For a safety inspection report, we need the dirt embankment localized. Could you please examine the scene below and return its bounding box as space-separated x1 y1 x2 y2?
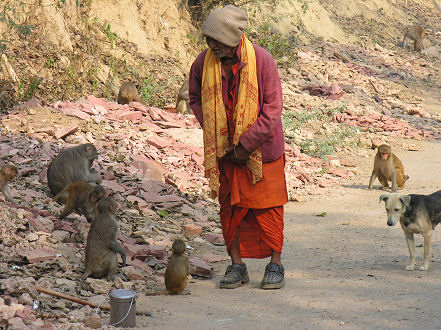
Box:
1 0 440 110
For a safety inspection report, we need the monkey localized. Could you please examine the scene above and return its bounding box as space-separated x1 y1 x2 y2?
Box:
368 144 409 192
47 143 102 202
82 197 126 281
175 79 191 115
402 24 425 52
164 238 189 294
53 182 106 222
0 164 18 203
117 82 141 105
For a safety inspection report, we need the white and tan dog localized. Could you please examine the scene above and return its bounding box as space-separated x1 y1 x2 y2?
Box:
380 190 441 271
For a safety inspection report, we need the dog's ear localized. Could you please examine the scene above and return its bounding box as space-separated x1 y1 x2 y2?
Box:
379 194 389 203
399 195 411 208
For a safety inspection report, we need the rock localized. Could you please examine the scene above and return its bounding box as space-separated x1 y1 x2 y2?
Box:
59 107 91 120
85 278 113 294
213 228 223 234
371 139 385 149
0 277 37 297
131 259 153 275
101 179 126 193
84 314 102 329
55 278 77 292
0 303 17 321
183 223 203 239
8 317 27 329
18 248 58 263
422 46 441 59
201 252 229 263
37 217 55 232
114 277 133 290
51 230 70 242
148 246 167 259
202 233 224 245
180 204 195 216
329 159 341 167
27 233 38 242
189 257 214 278
123 266 146 280
340 159 357 167
55 125 79 139
18 293 33 306
146 135 170 149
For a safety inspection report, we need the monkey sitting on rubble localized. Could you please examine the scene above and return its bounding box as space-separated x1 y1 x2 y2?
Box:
402 24 425 52
0 164 18 203
117 82 141 105
47 143 102 203
175 79 191 114
368 144 409 192
54 182 106 222
82 197 126 280
165 238 189 294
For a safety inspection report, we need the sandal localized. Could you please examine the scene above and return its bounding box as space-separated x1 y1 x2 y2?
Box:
260 263 285 289
219 263 250 289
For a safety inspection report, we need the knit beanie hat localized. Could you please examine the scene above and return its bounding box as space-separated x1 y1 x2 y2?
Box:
202 5 248 47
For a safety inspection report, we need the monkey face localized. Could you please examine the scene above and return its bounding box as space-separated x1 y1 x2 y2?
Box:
83 144 98 162
89 185 106 204
378 144 391 160
2 165 18 181
97 196 118 213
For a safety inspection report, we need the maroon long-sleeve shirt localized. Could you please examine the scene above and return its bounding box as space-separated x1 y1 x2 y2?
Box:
189 41 285 163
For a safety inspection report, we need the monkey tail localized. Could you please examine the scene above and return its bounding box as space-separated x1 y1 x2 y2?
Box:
53 184 71 202
81 269 92 280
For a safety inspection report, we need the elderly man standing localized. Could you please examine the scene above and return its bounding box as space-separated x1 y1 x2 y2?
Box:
189 5 288 290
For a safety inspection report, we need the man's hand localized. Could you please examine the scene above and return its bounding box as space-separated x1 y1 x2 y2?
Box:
223 143 250 165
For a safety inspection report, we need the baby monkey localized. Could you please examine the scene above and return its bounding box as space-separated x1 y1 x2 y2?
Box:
54 182 105 222
0 164 18 203
369 144 409 192
82 197 126 281
165 238 189 294
402 24 425 52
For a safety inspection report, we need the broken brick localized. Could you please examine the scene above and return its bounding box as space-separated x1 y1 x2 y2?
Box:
148 245 168 259
183 223 203 239
19 248 57 263
201 252 229 263
146 135 170 149
27 215 50 233
130 259 153 274
55 125 79 139
189 257 214 278
101 180 126 193
203 233 224 245
59 107 91 120
123 266 147 280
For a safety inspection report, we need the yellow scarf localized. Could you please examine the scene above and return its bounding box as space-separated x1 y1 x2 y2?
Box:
201 34 262 197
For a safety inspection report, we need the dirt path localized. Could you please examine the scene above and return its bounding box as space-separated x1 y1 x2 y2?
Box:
134 139 441 329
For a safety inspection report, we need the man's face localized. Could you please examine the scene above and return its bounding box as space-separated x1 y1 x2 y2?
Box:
206 36 236 59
